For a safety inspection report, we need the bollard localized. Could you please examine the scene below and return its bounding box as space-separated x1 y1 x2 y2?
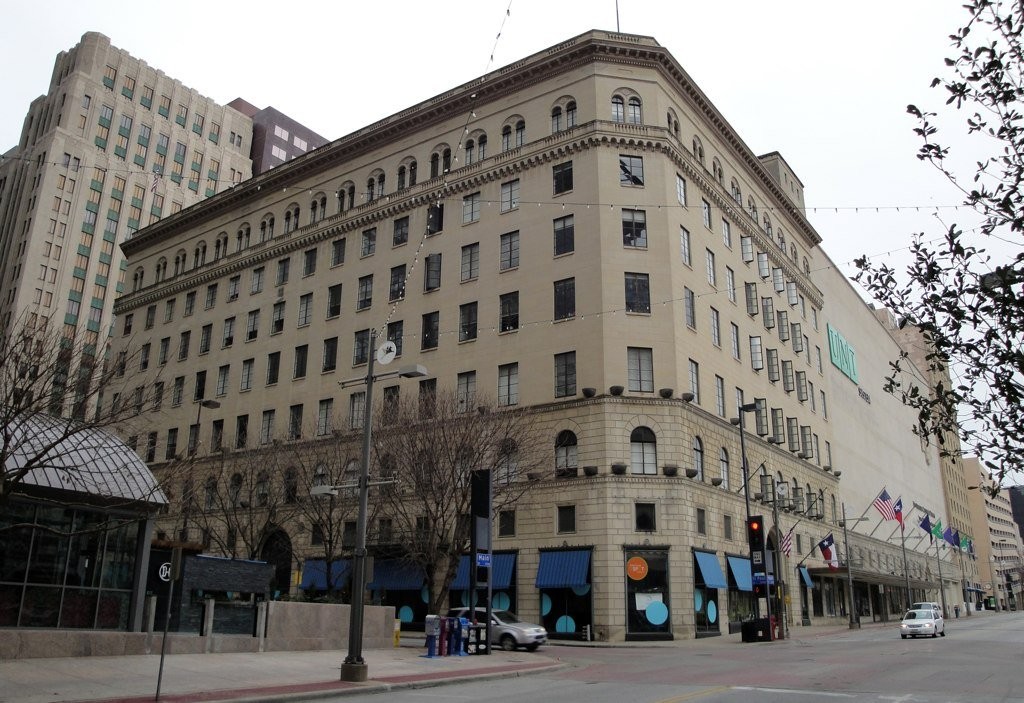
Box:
394 619 401 647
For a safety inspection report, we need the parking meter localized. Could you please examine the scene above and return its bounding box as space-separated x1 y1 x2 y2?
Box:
424 615 440 658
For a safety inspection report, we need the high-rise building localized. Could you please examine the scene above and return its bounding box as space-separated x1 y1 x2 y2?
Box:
0 32 254 416
109 30 958 640
963 458 1023 610
227 99 328 175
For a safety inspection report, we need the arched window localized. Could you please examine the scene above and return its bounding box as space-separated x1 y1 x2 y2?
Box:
496 438 519 485
501 125 512 151
611 95 625 123
712 159 724 184
731 179 742 205
719 448 730 489
630 426 657 475
551 106 562 133
627 97 642 124
790 243 798 261
763 214 772 238
229 473 242 507
430 152 440 178
366 177 375 202
777 229 786 251
747 197 758 221
255 471 269 507
803 257 810 275
283 468 298 504
313 463 327 487
566 101 577 127
692 436 705 480
397 165 406 190
265 217 274 239
204 477 217 510
514 121 525 147
465 139 475 165
442 148 452 173
476 135 487 161
310 199 318 223
555 430 578 476
284 210 292 233
259 221 266 242
346 185 355 209
692 137 705 166
156 258 167 282
408 160 417 185
377 173 385 197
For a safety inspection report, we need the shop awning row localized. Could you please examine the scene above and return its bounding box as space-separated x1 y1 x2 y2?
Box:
302 554 523 592
799 566 814 589
727 556 752 592
807 565 932 591
300 559 351 590
535 549 591 588
694 550 728 589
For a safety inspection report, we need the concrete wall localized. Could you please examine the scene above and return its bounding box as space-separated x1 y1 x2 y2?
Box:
0 601 396 660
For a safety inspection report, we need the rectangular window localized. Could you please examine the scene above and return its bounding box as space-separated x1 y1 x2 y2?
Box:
635 503 656 532
178 331 190 360
619 155 644 186
266 351 280 385
500 179 520 211
553 215 574 256
298 293 312 326
327 284 342 318
251 267 264 294
246 309 259 340
172 376 184 406
353 329 370 365
235 415 249 448
424 253 442 291
193 370 207 401
199 324 212 353
782 359 795 392
392 217 409 246
357 275 373 310
205 284 217 309
159 338 170 365
361 227 376 257
222 317 235 347
554 278 575 320
750 336 764 370
288 404 303 440
499 292 519 332
421 311 439 350
500 231 520 270
498 362 519 406
557 505 576 534
696 508 707 535
332 237 346 266
498 510 515 537
705 249 717 287
237 359 251 392
165 299 175 322
459 302 478 342
165 428 178 460
679 226 691 266
272 301 285 334
387 320 403 357
260 410 275 444
461 243 480 281
216 365 229 396
771 408 785 444
316 398 334 436
622 209 647 247
322 336 338 372
745 282 759 316
294 345 308 379
731 323 741 360
457 371 477 412
553 161 574 193
554 351 576 398
462 192 481 223
676 173 687 205
684 288 696 329
767 348 780 382
228 275 240 300
702 199 712 228
624 272 651 313
688 359 700 404
276 257 291 285
627 347 654 392
715 375 726 417
710 308 721 346
303 248 317 276
722 219 732 248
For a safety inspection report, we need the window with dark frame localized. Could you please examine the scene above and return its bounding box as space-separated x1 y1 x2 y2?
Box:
557 505 576 534
552 161 573 194
635 503 656 532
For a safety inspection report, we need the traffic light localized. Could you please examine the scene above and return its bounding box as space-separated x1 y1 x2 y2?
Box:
747 516 765 551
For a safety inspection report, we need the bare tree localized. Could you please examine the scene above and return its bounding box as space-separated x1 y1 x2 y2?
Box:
369 390 543 615
0 314 169 514
854 0 1024 486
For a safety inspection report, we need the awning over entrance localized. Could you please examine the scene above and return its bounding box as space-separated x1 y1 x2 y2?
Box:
807 565 931 591
799 566 814 589
694 551 728 589
366 559 425 591
535 549 591 588
300 559 351 590
726 555 752 591
451 553 517 589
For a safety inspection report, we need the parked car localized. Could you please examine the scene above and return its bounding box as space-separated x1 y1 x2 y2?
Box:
900 608 945 639
911 601 942 618
448 607 548 651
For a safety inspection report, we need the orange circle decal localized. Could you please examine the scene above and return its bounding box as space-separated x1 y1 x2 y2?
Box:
626 556 649 581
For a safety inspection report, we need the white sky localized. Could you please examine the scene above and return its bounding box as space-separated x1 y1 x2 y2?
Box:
0 0 980 281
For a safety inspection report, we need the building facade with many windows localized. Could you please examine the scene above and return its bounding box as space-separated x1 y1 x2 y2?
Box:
110 31 950 640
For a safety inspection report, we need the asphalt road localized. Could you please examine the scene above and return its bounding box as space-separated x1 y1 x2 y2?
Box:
326 612 1024 703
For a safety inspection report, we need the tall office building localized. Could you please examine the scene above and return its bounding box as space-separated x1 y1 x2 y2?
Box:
227 99 328 175
109 30 958 640
0 32 254 416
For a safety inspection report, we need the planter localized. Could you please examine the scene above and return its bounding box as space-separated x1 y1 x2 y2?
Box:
685 467 699 479
711 477 724 486
527 471 544 481
582 387 597 398
556 467 578 479
662 464 679 477
609 385 624 396
658 388 674 399
611 463 627 475
583 465 599 477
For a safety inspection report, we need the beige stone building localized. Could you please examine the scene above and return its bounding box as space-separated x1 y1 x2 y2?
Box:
0 31 253 415
963 457 1024 610
108 30 951 640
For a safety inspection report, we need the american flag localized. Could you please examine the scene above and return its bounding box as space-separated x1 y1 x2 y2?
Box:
151 168 161 193
781 526 795 557
873 488 897 521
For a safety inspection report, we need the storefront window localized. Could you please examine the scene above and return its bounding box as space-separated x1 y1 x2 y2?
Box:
625 549 671 639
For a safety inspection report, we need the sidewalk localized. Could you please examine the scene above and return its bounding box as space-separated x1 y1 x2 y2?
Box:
0 615 976 703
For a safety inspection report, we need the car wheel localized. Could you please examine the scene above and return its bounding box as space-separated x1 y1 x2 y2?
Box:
931 632 937 638
500 634 517 651
940 629 945 637
901 634 907 639
526 643 540 651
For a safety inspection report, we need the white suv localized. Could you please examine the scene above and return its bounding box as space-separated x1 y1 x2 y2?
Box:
448 607 548 651
911 601 942 618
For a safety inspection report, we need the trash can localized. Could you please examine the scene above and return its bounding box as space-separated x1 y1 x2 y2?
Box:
954 605 960 618
741 618 772 643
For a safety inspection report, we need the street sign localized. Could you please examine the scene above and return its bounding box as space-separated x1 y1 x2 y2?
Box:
476 553 491 567
752 573 776 586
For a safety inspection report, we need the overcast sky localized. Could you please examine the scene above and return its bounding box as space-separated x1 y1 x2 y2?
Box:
0 0 981 281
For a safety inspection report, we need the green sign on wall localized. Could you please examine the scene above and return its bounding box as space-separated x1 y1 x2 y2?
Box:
827 323 858 383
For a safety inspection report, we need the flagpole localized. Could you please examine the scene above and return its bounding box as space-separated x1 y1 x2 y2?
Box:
935 539 948 617
899 518 912 610
956 548 973 617
841 502 859 629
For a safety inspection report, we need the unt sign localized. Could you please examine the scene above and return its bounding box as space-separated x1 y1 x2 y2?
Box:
827 323 858 383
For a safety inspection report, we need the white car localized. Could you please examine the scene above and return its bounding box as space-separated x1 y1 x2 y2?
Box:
900 608 945 639
448 607 548 651
911 601 942 618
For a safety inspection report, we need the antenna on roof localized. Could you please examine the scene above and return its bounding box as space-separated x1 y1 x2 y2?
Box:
616 0 620 32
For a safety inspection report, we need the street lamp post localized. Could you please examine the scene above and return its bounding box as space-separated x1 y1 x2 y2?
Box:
194 399 221 452
838 505 870 629
730 402 759 620
336 328 427 682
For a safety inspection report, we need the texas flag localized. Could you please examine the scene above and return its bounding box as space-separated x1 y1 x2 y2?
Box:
818 533 838 571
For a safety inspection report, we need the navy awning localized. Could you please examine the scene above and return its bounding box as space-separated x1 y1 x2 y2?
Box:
367 559 424 591
727 556 752 592
300 559 351 591
535 550 591 588
452 553 517 589
694 551 728 589
799 566 814 589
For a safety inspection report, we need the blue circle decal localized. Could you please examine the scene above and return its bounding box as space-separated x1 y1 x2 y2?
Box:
572 584 591 596
646 600 669 625
707 600 718 623
493 592 510 610
398 605 414 622
541 593 552 616
694 591 704 611
556 614 576 633
421 585 430 603
460 590 468 607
